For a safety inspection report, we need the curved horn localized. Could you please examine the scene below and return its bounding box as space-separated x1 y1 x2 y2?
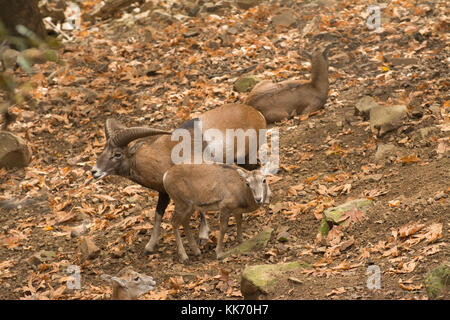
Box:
105 118 124 140
112 127 170 147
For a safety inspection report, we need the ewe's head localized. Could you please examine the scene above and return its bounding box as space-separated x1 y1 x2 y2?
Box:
237 168 271 205
303 44 332 65
91 118 170 179
102 268 156 300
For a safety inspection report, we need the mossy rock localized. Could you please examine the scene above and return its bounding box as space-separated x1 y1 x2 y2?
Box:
233 75 261 92
0 131 31 168
424 264 449 299
320 198 373 236
218 227 273 260
241 262 307 299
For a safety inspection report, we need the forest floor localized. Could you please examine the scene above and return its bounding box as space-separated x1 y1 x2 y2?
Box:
0 0 448 300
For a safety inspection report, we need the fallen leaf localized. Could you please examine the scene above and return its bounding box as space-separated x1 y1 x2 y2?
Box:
326 287 346 296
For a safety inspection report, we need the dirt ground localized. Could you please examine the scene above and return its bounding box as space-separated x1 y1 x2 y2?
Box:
0 0 448 300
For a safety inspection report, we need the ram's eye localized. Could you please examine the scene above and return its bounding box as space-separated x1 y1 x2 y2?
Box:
263 179 266 184
114 152 122 158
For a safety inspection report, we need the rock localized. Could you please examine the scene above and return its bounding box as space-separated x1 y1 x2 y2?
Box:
235 0 260 10
20 48 47 65
28 250 56 266
70 222 91 238
362 174 383 182
173 13 190 22
374 143 397 161
277 231 290 243
151 9 175 24
241 262 305 299
424 264 449 299
414 127 439 141
276 226 290 243
271 10 298 27
218 227 273 260
1 48 20 70
370 104 408 137
204 2 220 12
80 237 100 261
183 29 200 38
321 198 373 236
429 103 441 115
433 191 447 201
0 131 32 169
390 57 418 66
28 253 44 266
233 75 261 92
354 96 379 120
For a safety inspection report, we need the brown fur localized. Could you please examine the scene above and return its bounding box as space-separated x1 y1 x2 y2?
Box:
91 103 267 254
245 46 330 123
163 164 270 262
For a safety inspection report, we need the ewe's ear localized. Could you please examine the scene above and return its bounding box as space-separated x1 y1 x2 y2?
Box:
322 45 332 57
301 50 312 60
236 168 248 180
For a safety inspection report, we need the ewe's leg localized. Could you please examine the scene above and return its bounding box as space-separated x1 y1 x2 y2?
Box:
234 213 243 243
145 192 170 253
216 210 230 258
264 110 291 124
198 211 210 244
172 218 189 262
182 218 201 256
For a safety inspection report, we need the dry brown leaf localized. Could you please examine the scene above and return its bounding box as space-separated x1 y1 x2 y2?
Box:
326 287 346 296
423 223 443 243
398 222 426 238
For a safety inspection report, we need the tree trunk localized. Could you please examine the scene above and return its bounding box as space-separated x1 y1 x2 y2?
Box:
0 0 47 40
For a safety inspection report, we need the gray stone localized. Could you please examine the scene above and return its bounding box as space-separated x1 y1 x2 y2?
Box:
20 48 48 65
271 10 297 27
0 131 31 168
80 237 100 261
241 262 305 299
1 48 20 70
370 104 408 136
415 127 439 141
390 57 418 66
374 143 397 161
235 0 260 10
233 75 261 92
151 9 175 24
355 96 379 120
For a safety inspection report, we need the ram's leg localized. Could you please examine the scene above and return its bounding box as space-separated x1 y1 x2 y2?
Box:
198 211 210 245
216 209 230 259
144 192 170 253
